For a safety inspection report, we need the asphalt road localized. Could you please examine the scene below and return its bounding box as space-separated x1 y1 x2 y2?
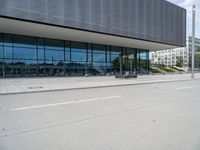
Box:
0 79 200 150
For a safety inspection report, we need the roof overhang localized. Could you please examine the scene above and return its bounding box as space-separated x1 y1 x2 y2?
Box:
0 17 179 51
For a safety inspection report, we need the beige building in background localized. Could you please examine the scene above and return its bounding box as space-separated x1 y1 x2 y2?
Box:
150 36 200 70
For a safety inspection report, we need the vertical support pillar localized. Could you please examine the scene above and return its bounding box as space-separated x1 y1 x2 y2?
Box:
191 5 195 79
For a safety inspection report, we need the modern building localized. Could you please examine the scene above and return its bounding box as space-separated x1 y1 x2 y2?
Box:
0 0 186 77
150 47 188 68
150 36 200 70
187 36 200 69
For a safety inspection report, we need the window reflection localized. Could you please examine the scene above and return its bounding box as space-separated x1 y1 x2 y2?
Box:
0 33 149 77
0 46 3 58
13 47 37 60
45 50 64 61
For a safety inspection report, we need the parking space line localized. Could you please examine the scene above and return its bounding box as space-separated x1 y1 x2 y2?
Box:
10 95 122 111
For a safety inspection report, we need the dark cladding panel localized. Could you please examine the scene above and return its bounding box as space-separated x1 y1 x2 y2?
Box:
90 0 102 31
10 0 28 10
63 0 77 27
0 0 186 47
120 0 130 36
130 0 139 38
111 0 120 30
29 0 46 14
182 9 186 45
0 0 8 9
47 0 62 24
77 0 89 28
102 0 111 33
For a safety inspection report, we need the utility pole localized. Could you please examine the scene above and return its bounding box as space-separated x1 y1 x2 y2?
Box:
191 5 196 79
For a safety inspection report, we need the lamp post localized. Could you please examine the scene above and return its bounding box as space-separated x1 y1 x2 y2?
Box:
191 5 195 79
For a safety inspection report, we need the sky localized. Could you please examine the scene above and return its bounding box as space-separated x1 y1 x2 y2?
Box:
168 0 200 38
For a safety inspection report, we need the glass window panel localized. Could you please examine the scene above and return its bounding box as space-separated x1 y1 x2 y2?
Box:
13 35 36 48
93 53 106 63
92 62 106 75
38 38 45 48
125 48 136 55
4 34 12 47
46 60 65 65
4 59 12 64
65 41 70 61
0 46 3 58
13 59 37 65
13 47 37 60
45 50 64 61
93 44 106 53
106 46 111 63
93 44 106 63
0 59 3 77
71 51 86 62
45 39 64 51
71 42 86 62
0 34 3 46
111 54 120 62
4 59 13 77
4 47 13 59
38 49 44 60
111 46 122 55
88 44 92 62
71 42 86 52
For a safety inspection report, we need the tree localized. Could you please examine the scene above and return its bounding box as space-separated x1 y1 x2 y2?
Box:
197 47 200 52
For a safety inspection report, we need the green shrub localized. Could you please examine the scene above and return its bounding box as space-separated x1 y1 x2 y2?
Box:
159 67 175 72
150 68 161 73
171 67 185 72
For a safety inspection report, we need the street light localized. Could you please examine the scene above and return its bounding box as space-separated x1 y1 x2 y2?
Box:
191 5 195 79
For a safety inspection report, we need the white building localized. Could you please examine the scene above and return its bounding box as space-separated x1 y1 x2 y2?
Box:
150 36 200 70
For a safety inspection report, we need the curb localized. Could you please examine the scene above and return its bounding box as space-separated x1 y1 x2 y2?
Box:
0 78 199 96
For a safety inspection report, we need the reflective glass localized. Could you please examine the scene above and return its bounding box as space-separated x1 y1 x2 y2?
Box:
45 39 64 51
45 50 64 61
13 47 37 60
0 46 3 58
72 51 86 62
0 34 3 46
71 42 86 62
88 44 92 62
0 33 150 77
4 47 13 59
38 38 45 48
38 49 44 60
93 44 106 53
4 59 13 77
92 62 106 75
12 59 37 77
4 34 12 47
93 44 106 63
13 35 36 48
0 59 3 77
93 53 106 63
65 41 70 61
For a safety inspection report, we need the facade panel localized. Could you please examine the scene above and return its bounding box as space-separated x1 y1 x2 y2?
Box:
0 0 186 47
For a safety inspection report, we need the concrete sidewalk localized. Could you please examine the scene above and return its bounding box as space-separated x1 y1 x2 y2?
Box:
0 73 200 95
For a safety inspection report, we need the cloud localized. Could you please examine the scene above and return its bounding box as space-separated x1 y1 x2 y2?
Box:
168 0 200 38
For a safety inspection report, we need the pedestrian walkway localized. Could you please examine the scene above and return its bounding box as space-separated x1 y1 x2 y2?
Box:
0 73 200 95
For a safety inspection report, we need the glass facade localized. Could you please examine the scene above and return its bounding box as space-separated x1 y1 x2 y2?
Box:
0 33 149 77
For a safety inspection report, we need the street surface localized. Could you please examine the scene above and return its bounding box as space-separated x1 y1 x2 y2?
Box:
0 79 200 150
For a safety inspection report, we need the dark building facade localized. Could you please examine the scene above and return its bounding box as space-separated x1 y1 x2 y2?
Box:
0 0 186 77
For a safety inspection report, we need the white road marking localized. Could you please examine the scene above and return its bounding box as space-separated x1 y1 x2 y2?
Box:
176 85 200 90
10 95 122 111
